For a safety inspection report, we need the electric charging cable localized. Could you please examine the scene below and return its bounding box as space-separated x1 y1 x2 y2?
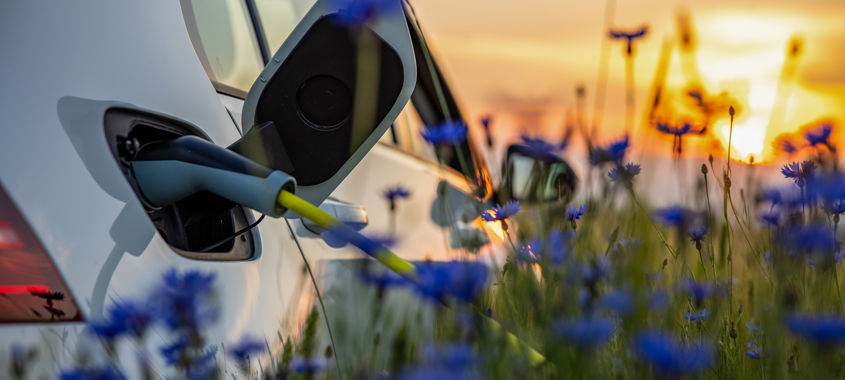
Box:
128 135 545 365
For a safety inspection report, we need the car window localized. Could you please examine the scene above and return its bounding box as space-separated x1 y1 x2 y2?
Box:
391 101 438 162
181 0 264 93
254 0 317 54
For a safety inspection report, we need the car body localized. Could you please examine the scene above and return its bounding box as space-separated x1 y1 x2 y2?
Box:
0 0 497 376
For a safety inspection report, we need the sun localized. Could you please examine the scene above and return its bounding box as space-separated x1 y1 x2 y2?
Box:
719 116 767 163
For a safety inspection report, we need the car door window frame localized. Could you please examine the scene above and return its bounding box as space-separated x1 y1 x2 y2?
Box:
181 0 265 99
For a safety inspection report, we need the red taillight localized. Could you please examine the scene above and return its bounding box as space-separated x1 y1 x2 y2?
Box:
0 183 81 322
0 221 24 249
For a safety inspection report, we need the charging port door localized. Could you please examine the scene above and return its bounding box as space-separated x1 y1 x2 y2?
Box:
104 108 256 260
239 0 417 208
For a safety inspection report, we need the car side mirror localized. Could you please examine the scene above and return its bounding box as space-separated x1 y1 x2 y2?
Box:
499 144 578 203
229 0 416 207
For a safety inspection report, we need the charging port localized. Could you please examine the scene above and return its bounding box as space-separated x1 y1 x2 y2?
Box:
104 108 255 260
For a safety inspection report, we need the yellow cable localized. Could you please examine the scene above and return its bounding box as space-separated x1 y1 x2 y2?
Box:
278 190 415 275
276 190 545 365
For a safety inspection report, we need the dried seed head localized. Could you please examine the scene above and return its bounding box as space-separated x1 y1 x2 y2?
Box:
701 164 708 175
729 106 735 117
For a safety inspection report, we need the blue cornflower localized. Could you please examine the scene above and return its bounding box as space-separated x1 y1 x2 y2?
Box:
577 289 592 311
757 187 783 206
518 230 573 265
519 135 564 160
781 160 815 187
812 172 845 213
383 185 411 202
186 360 218 380
227 336 265 363
758 211 780 228
687 90 703 103
291 357 327 374
602 290 634 316
161 338 218 379
329 0 395 26
59 366 125 380
151 269 219 331
516 239 542 263
481 200 521 222
786 313 845 346
654 206 697 228
358 267 407 289
827 201 845 215
777 223 836 255
684 309 710 322
383 185 411 212
747 322 761 334
746 340 761 360
160 335 190 366
688 225 708 243
581 256 611 286
608 162 641 182
688 225 708 250
609 26 649 56
655 121 705 137
567 204 585 223
399 344 479 380
804 123 832 147
545 229 573 265
160 339 217 378
554 317 616 349
421 121 468 146
89 301 153 341
781 139 798 154
322 225 395 256
412 261 489 303
683 279 724 306
480 115 492 131
589 134 630 166
633 330 715 377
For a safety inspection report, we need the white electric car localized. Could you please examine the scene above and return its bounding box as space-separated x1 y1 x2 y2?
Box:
0 0 498 376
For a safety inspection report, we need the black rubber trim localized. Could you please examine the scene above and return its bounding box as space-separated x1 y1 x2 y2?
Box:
244 0 271 64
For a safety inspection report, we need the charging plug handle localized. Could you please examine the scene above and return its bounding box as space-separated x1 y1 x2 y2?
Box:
130 135 296 217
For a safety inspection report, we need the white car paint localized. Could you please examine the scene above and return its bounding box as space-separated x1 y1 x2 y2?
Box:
0 0 496 378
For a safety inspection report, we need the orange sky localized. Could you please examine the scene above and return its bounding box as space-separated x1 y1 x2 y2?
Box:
411 0 845 162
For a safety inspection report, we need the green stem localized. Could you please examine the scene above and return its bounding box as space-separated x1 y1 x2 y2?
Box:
702 169 718 278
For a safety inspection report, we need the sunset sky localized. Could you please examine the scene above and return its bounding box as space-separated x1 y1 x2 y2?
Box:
411 0 845 163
